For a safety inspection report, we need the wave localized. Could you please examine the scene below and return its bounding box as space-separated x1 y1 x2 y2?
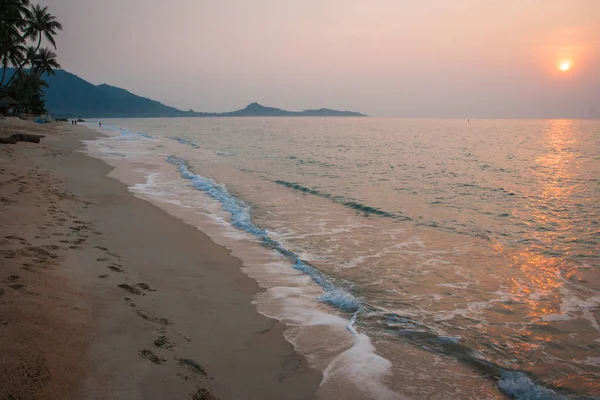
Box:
274 180 508 243
164 155 405 399
374 311 574 400
169 136 200 148
169 158 570 399
274 180 336 199
499 372 568 400
166 156 361 314
274 180 411 221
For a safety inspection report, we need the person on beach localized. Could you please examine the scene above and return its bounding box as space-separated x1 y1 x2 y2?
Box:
99 122 102 127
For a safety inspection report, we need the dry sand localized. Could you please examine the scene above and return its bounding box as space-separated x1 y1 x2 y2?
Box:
0 119 321 399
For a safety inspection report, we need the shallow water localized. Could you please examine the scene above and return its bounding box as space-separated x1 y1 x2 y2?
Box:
83 118 600 399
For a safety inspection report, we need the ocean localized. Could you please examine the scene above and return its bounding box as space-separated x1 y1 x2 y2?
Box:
83 117 600 399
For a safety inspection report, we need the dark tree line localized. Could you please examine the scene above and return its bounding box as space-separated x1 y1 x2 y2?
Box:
1 0 62 114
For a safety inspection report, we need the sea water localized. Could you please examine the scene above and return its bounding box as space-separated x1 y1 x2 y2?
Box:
83 118 600 399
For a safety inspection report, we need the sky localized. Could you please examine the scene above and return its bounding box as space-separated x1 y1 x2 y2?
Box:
38 0 600 118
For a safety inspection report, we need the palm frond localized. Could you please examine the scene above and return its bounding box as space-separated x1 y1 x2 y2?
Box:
43 30 57 48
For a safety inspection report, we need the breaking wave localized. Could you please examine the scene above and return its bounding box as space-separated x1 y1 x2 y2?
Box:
274 180 411 220
166 156 361 314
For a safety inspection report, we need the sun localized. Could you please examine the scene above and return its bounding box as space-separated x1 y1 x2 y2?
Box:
558 60 572 72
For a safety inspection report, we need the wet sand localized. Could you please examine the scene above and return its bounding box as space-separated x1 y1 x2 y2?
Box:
0 119 321 399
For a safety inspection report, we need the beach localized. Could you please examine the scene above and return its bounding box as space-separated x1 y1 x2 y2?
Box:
0 119 321 400
2 116 598 400
1 0 597 397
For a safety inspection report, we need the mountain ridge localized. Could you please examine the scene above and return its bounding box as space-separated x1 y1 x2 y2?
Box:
219 102 364 117
1 69 366 118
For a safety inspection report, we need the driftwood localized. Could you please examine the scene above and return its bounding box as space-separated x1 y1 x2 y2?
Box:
0 133 45 144
0 136 18 144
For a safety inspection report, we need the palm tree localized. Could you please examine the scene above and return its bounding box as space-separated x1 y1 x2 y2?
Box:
4 3 61 87
0 0 31 34
22 4 62 51
23 44 35 71
0 1 61 113
32 47 59 77
0 33 25 86
0 0 29 87
11 70 48 111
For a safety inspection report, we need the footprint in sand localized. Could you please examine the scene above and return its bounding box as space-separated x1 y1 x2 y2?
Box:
154 335 175 349
123 297 136 308
137 283 156 292
178 359 207 376
154 336 168 347
95 246 120 259
135 309 170 326
0 250 16 259
8 283 25 290
4 235 24 241
26 246 57 259
139 349 164 364
118 284 143 295
192 388 219 400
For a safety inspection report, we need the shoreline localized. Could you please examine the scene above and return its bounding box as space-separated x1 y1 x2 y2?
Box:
77 120 508 400
0 119 321 399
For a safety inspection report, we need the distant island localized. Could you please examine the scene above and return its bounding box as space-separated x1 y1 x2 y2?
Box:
217 102 365 118
1 69 366 118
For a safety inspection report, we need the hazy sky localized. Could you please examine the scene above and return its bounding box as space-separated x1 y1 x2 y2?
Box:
39 0 600 118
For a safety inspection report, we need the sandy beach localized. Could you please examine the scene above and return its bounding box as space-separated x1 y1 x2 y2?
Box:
0 119 321 400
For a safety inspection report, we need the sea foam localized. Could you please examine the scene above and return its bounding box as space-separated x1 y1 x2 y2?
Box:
165 155 403 397
498 372 566 400
165 155 361 314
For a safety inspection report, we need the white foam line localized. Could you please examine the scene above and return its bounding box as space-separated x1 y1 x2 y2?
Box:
322 318 407 400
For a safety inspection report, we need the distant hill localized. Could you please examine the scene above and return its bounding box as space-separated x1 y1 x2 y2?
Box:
46 71 187 118
1 68 185 118
2 68 366 118
221 102 365 117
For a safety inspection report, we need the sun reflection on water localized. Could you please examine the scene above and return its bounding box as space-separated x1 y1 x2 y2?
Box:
483 120 600 393
504 120 579 314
